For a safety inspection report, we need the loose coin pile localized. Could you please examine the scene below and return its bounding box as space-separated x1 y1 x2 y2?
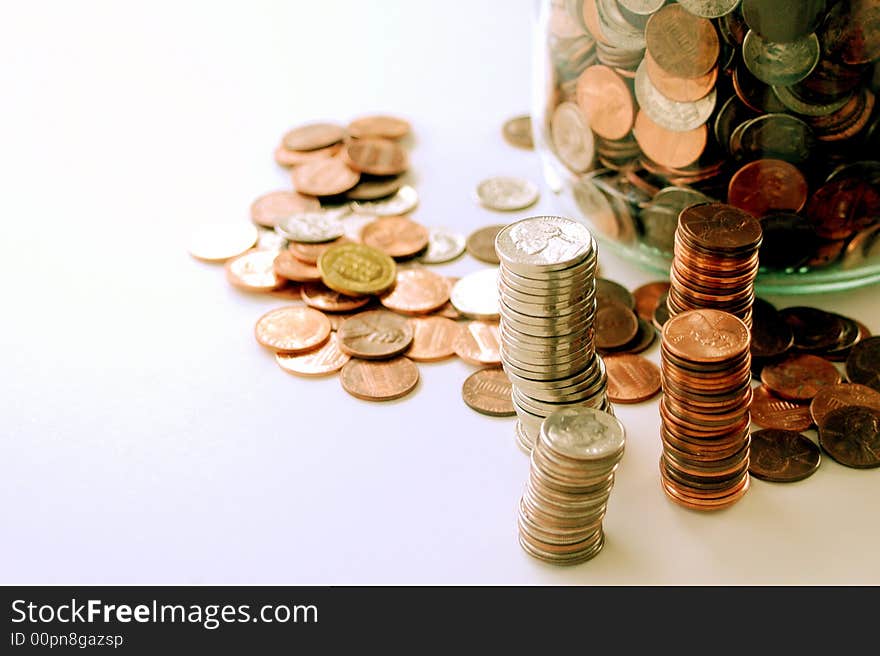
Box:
495 216 612 454
659 309 753 510
544 1 880 272
518 407 625 565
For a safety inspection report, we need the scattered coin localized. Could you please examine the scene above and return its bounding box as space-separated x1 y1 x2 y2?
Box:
818 405 880 469
576 65 635 140
347 114 411 140
343 138 408 176
596 278 635 310
291 158 360 196
337 310 414 359
360 216 429 259
275 332 350 377
226 249 286 292
276 211 345 243
465 224 506 264
379 268 450 315
749 429 821 483
188 222 258 262
453 321 502 365
595 301 639 350
600 317 656 355
250 190 321 228
550 102 595 173
288 236 351 265
345 175 405 201
406 316 461 362
449 269 501 320
274 142 342 168
273 250 322 283
810 383 880 428
727 159 808 218
318 243 396 296
282 122 346 151
419 227 466 264
751 298 795 360
300 282 371 312
256 227 288 253
779 306 846 354
632 281 670 323
761 353 842 401
254 306 331 353
462 368 515 416
845 336 880 391
502 115 533 150
350 185 418 216
750 384 813 432
476 177 539 211
340 356 420 402
605 354 661 404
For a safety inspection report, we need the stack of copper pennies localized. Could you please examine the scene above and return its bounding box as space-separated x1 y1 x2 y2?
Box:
519 408 625 565
660 308 753 510
668 202 762 328
495 216 611 455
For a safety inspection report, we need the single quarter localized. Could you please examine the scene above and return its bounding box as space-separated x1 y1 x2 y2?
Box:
379 268 450 315
226 249 286 292
462 368 515 416
188 222 258 262
419 227 466 264
254 306 331 353
476 176 539 211
275 332 350 377
360 216 429 259
405 316 461 362
466 224 506 264
748 429 821 482
337 310 414 359
340 357 420 402
604 354 662 404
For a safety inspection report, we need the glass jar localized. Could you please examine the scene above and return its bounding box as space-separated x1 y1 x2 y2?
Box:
533 0 880 293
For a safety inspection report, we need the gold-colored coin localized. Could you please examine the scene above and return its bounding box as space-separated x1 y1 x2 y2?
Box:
317 242 396 296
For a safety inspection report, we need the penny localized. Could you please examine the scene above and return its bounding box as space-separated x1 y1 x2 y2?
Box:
379 268 450 315
453 321 502 365
758 214 820 270
742 30 820 86
273 250 322 283
276 211 345 243
254 306 331 353
466 224 506 264
761 353 842 401
807 178 880 240
601 317 657 355
779 306 845 353
405 316 461 362
750 298 794 359
419 227 466 264
662 309 750 363
575 65 635 140
750 384 814 432
347 115 410 140
810 382 880 428
274 142 342 168
727 159 808 218
345 175 404 201
748 429 821 483
188 222 258 262
595 301 639 350
633 110 707 169
337 310 414 359
823 314 863 360
818 405 880 469
288 236 351 265
300 282 371 312
476 177 539 211
340 357 420 402
450 269 500 320
604 354 661 404
250 190 321 228
318 243 396 296
822 0 880 66
634 61 717 133
644 50 718 104
678 202 763 251
741 0 826 43
343 138 408 176
646 4 719 79
462 368 515 416
845 336 880 391
596 278 635 310
361 216 429 259
282 122 345 151
653 292 671 331
350 185 419 217
226 249 286 292
550 102 595 173
502 115 533 149
275 332 350 377
633 281 671 322
291 158 360 196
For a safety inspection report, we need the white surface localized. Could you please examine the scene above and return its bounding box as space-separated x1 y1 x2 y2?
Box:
2 0 879 585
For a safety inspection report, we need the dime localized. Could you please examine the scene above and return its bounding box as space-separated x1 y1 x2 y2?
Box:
604 354 661 403
748 429 821 482
275 332 350 377
419 227 466 264
449 269 501 320
276 211 345 243
761 353 842 401
818 406 880 469
750 384 813 432
273 250 322 283
595 301 639 349
742 30 820 86
343 138 408 176
727 159 808 218
405 316 461 362
360 216 429 259
250 190 321 228
633 281 670 322
340 357 420 402
845 336 880 391
318 243 396 296
254 306 331 353
345 175 404 201
810 383 880 428
634 61 717 133
291 158 360 196
633 111 707 169
476 177 539 211
300 282 371 312
502 115 534 149
282 122 345 151
575 65 635 140
274 142 342 168
288 236 351 265
645 4 719 79
350 185 418 216
466 224 506 264
462 368 515 416
550 102 596 173
188 222 258 262
347 115 411 140
453 321 502 365
337 310 414 359
226 249 286 292
379 268 450 315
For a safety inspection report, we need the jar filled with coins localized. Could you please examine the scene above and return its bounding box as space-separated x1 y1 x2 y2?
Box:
535 0 880 292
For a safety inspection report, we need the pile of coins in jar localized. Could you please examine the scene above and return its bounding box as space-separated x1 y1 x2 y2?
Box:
543 0 880 272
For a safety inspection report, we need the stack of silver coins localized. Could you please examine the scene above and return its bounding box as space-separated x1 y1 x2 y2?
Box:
518 407 625 565
494 215 611 454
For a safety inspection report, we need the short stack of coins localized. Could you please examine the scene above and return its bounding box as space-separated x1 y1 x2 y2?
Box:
659 308 753 510
519 407 625 565
494 216 611 454
668 202 762 328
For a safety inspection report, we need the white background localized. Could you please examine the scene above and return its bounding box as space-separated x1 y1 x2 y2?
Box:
2 0 879 584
